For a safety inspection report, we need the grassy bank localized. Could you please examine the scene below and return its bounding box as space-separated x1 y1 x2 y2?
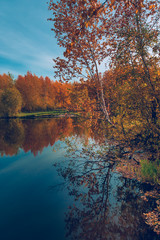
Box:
0 110 80 119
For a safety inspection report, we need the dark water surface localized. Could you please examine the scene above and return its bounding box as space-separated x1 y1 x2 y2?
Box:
0 118 158 240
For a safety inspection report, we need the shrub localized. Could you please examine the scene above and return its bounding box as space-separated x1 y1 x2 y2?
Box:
0 87 22 117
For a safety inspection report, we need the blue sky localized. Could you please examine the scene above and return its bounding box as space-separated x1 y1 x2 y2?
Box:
0 0 62 80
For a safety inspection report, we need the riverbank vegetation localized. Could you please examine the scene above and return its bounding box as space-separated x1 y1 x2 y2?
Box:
0 67 160 124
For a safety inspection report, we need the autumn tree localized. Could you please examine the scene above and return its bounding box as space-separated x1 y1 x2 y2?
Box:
16 72 56 111
15 72 72 111
15 72 44 112
0 73 13 90
0 73 22 117
0 87 22 117
48 0 113 123
69 80 97 116
103 0 160 124
48 0 160 124
100 0 160 122
53 81 71 109
42 76 56 109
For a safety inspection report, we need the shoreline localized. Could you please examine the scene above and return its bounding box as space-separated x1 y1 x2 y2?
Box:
0 111 80 120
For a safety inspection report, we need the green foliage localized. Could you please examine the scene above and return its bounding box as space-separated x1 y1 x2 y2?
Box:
141 159 160 185
0 87 22 117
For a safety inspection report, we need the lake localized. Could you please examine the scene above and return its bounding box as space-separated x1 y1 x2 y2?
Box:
0 117 158 240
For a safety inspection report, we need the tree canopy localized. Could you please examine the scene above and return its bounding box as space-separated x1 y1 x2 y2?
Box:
48 0 160 123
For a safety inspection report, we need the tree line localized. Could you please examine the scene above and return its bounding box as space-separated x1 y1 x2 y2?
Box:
0 65 159 128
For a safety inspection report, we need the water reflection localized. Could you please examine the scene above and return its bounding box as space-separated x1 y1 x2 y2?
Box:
0 117 106 157
52 138 158 240
0 119 24 156
0 117 159 239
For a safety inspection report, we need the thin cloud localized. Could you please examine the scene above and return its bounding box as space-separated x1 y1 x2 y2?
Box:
0 0 59 79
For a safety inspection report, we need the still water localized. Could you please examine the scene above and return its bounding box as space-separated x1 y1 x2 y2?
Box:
0 118 158 240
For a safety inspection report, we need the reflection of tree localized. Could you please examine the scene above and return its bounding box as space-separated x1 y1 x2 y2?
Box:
21 116 106 156
22 117 75 156
0 119 24 156
53 139 157 240
0 117 106 157
70 117 107 145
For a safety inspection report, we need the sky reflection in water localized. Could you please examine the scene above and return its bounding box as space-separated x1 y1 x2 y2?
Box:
0 118 158 240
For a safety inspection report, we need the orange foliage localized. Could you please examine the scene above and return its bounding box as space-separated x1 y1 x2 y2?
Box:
0 74 13 90
15 72 71 112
